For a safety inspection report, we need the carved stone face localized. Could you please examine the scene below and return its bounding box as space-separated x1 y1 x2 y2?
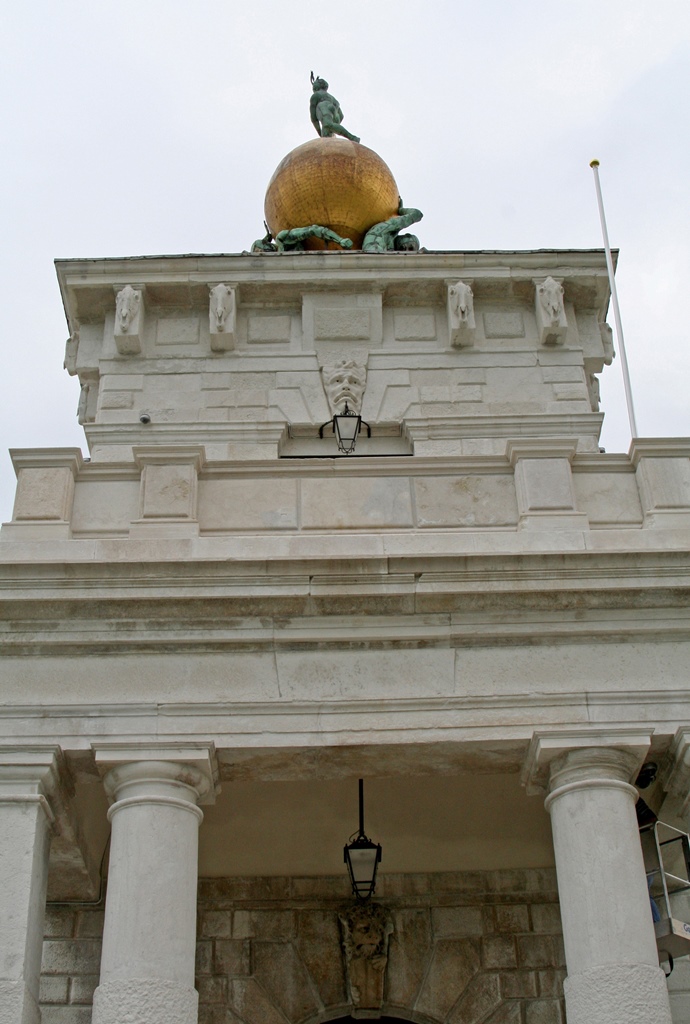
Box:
322 360 367 415
350 919 383 958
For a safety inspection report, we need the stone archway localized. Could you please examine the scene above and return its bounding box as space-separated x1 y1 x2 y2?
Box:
328 1018 413 1023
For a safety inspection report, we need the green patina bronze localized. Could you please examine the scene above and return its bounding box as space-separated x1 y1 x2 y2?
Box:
361 199 423 253
275 225 354 252
251 222 277 253
310 73 360 143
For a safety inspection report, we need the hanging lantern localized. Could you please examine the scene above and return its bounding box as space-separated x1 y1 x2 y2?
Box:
343 779 382 900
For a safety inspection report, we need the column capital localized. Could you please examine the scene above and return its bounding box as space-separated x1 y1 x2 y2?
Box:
0 744 66 826
92 743 219 807
522 729 651 796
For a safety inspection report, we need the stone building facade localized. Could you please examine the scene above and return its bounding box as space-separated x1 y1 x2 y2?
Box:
1 247 690 1024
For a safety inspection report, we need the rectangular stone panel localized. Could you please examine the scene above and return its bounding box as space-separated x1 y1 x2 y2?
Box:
140 463 197 519
414 475 518 528
572 472 642 526
99 391 133 409
314 309 371 340
275 648 455 701
541 366 584 383
638 457 690 509
156 317 200 346
198 478 298 531
14 468 75 521
247 316 292 344
515 459 575 512
552 383 586 401
71 480 140 534
483 311 525 339
394 313 436 340
300 476 413 529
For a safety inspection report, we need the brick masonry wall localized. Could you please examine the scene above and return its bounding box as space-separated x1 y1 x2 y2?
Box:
41 868 566 1024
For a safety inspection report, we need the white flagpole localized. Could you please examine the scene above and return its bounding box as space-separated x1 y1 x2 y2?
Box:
590 159 639 439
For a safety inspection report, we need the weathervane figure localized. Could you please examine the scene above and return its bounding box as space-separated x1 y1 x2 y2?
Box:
310 72 360 143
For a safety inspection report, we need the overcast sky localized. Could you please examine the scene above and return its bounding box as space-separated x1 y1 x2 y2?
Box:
1 0 688 522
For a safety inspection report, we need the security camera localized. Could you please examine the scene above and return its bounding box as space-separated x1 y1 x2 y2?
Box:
139 412 151 424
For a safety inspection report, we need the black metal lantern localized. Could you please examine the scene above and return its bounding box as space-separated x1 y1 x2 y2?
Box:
319 402 371 455
344 779 382 900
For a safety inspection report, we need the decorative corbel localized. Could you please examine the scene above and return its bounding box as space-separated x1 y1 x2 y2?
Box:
64 325 80 375
114 284 145 355
208 283 237 351
447 279 475 348
534 276 567 345
339 902 393 1015
599 320 615 364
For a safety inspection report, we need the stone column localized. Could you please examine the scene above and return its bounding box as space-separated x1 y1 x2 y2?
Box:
0 746 60 1024
92 746 217 1024
539 741 672 1024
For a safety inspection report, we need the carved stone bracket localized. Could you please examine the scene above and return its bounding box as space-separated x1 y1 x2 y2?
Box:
339 901 393 1016
534 276 567 345
208 283 237 351
114 285 145 355
447 279 476 348
76 372 99 425
64 327 80 375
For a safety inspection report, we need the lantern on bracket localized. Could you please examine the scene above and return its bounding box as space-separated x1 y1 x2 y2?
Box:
343 778 382 900
319 402 371 455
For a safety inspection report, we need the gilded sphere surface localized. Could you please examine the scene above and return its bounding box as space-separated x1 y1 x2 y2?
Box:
264 138 399 250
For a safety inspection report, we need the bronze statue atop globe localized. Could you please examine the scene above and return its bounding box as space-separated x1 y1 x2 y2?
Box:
262 74 402 251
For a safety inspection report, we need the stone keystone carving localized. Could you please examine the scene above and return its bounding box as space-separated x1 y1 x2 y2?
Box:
208 283 236 351
534 276 567 345
321 358 367 416
339 902 393 1015
447 280 476 348
114 285 144 355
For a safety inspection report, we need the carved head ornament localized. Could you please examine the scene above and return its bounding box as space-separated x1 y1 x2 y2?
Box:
321 359 367 415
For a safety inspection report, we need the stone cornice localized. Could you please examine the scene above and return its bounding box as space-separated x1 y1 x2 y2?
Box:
56 249 613 328
403 414 604 442
0 696 684 779
9 448 84 475
0 570 688 655
1 537 688 654
629 438 690 465
56 248 612 280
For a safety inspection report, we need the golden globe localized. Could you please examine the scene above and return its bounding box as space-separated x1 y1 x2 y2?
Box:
264 138 399 251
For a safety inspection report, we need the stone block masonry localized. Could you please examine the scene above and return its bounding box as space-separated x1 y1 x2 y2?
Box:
40 869 566 1024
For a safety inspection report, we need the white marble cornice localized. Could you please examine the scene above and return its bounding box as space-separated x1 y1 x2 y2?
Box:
56 249 614 326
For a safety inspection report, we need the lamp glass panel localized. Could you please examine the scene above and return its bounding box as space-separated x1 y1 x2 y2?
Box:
334 415 360 444
348 846 379 883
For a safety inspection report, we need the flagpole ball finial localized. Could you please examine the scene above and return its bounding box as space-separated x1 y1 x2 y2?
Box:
590 159 600 167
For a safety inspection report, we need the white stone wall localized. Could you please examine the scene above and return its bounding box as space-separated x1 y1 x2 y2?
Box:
3 248 689 1024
